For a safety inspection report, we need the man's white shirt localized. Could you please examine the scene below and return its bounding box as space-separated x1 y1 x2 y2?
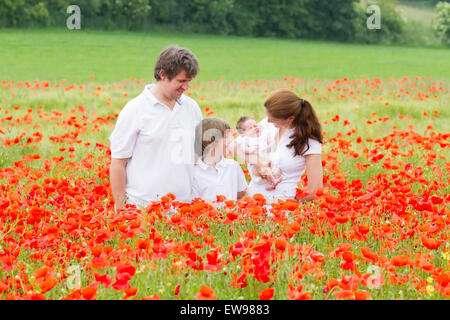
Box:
109 84 202 205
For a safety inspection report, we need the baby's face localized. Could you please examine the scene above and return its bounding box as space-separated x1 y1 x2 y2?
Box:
241 119 261 137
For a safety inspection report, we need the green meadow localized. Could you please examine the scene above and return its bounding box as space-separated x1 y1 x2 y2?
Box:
1 28 449 169
1 28 450 84
0 28 449 300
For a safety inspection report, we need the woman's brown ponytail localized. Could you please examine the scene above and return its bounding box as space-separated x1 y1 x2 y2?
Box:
288 98 323 156
264 88 323 157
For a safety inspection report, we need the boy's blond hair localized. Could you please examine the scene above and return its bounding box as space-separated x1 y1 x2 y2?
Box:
195 118 230 157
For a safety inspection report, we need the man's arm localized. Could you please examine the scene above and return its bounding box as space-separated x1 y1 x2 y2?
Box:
110 158 129 211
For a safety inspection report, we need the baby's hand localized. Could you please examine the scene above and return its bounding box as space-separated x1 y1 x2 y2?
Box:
264 172 282 191
265 171 277 185
259 166 275 183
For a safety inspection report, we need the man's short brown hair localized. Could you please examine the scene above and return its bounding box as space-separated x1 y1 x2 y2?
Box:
154 45 199 81
195 118 230 157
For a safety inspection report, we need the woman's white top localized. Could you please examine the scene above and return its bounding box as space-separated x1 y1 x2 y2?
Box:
247 118 321 201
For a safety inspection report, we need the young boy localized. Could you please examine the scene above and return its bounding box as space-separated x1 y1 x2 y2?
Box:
234 116 282 190
191 118 248 202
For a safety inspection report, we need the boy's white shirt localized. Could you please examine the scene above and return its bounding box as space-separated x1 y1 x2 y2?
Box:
190 157 248 202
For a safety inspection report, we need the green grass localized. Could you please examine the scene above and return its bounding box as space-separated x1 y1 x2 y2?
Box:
0 28 449 300
1 28 450 84
1 74 448 174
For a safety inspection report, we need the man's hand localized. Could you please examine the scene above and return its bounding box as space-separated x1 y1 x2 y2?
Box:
110 158 129 211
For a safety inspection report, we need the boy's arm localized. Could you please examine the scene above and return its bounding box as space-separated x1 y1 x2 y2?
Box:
236 161 248 201
237 191 246 201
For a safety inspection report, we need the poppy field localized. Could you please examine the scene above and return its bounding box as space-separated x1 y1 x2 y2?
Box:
0 74 448 300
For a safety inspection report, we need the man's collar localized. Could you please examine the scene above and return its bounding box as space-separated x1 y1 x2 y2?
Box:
143 84 183 107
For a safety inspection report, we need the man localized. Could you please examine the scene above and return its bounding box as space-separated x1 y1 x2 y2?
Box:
109 45 202 210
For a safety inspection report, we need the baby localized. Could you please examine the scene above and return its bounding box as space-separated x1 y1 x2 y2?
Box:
233 116 282 190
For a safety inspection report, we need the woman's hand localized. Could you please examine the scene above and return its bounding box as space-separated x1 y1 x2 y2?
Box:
253 158 272 178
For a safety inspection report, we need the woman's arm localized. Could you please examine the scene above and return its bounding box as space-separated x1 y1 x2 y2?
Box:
296 154 323 202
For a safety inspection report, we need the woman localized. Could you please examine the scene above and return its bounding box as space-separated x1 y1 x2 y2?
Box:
245 88 324 203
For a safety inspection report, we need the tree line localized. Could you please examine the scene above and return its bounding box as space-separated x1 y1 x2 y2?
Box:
0 0 448 46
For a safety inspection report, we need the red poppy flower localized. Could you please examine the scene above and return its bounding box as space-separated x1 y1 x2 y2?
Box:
123 287 138 300
420 235 443 250
259 288 274 300
93 273 112 288
275 239 287 251
391 255 409 267
174 284 181 298
287 284 311 300
195 285 216 300
81 286 97 300
333 290 353 300
354 290 371 300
